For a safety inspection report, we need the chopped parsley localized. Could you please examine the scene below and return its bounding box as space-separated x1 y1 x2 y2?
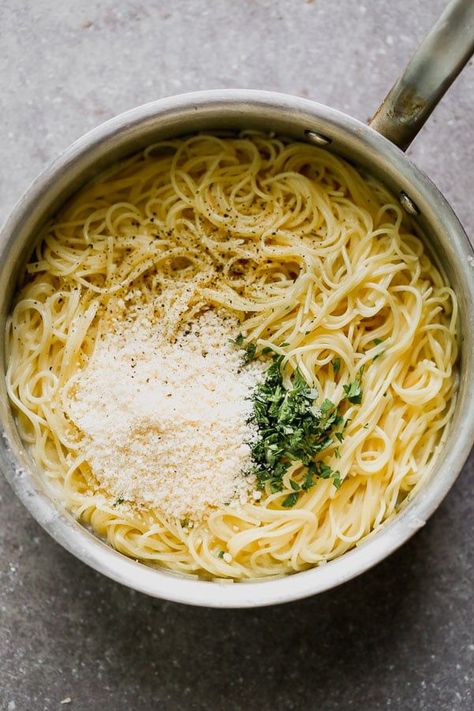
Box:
332 357 341 374
247 353 363 507
243 342 257 363
233 333 258 363
113 497 125 507
342 367 364 404
332 472 343 489
282 492 299 507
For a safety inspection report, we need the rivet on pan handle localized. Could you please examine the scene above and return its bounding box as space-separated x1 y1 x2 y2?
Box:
369 0 474 151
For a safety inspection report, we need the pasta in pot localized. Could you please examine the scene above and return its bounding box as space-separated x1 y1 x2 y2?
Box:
5 133 458 579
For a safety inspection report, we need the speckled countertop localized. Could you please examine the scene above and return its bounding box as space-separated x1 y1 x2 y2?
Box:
0 1 473 709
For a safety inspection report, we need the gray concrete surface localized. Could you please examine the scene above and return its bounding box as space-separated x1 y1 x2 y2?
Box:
0 1 472 709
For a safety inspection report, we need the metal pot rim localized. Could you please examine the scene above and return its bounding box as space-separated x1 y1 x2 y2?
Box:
1 89 473 608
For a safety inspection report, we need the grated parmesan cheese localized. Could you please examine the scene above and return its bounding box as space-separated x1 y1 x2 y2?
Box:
64 308 263 521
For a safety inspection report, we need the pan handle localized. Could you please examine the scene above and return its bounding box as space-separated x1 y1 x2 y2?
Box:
369 0 474 151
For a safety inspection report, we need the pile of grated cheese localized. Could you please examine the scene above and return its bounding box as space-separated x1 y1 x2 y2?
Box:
64 308 263 521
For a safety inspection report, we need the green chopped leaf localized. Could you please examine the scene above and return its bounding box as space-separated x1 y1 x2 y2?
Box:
332 357 341 374
217 550 225 559
113 497 125 507
332 472 343 489
321 398 335 413
302 470 315 490
247 354 362 501
243 342 257 363
343 376 363 404
282 492 299 507
318 462 334 479
233 333 259 363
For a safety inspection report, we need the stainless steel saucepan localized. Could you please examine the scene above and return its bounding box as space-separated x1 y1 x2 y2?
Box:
1 0 473 607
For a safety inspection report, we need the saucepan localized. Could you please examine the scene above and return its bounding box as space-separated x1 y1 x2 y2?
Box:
1 0 473 607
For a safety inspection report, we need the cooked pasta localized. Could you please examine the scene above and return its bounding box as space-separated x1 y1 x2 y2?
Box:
5 133 458 579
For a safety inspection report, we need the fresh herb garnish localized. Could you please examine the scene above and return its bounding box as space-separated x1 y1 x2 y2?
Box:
232 332 257 363
282 492 299 508
247 354 363 507
113 497 125 507
332 472 343 489
332 357 341 374
342 368 364 404
243 342 257 363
